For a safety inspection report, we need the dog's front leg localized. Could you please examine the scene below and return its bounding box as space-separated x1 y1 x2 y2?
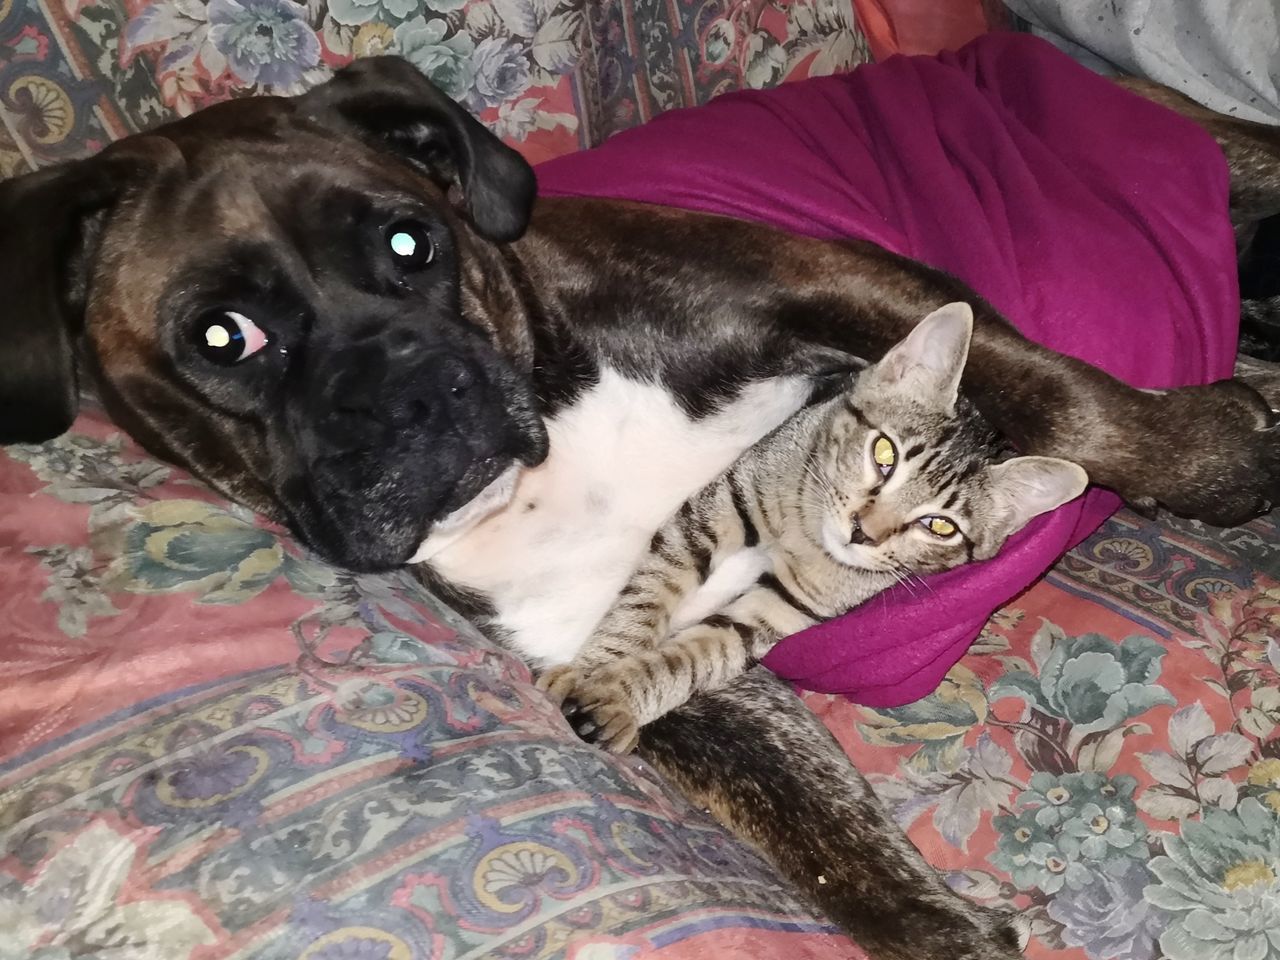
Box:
530 200 1280 528
638 667 1026 960
953 307 1280 525
756 239 1280 526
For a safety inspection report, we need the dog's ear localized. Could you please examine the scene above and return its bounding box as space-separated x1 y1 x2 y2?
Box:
0 142 176 444
300 57 536 243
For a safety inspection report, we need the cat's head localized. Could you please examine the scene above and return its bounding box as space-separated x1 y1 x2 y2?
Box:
806 302 1088 575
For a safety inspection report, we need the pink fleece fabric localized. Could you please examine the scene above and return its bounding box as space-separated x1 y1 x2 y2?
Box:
535 34 1239 706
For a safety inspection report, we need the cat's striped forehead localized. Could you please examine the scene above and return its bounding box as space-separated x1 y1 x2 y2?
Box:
811 363 1082 570
896 399 1006 487
832 393 1004 469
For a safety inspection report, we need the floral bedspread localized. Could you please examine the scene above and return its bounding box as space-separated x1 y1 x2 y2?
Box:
0 409 860 959
817 511 1280 960
4 402 1280 960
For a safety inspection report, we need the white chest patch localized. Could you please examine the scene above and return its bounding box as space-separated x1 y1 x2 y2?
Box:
415 367 810 665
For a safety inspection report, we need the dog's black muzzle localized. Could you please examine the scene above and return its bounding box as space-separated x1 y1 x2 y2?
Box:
276 322 547 572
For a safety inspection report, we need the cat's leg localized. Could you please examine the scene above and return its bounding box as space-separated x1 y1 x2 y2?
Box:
537 482 743 705
565 586 812 754
535 553 697 706
638 667 1026 960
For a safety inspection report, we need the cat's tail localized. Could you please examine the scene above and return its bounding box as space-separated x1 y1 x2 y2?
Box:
637 667 1027 960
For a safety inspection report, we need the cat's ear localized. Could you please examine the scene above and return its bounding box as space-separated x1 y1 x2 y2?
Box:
874 302 973 410
989 456 1089 535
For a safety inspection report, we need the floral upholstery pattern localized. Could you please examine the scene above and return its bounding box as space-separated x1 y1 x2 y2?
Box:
575 0 869 146
813 509 1280 960
0 0 867 173
1 0 588 168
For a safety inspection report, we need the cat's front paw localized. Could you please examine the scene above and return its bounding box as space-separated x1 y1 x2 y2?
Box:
537 665 643 754
535 664 584 708
561 680 642 756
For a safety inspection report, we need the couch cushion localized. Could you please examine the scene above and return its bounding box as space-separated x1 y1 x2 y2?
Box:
0 0 871 170
810 506 1280 960
6 404 1280 960
0 0 588 166
574 0 871 146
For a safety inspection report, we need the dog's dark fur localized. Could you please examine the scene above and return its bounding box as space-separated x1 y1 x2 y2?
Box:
4 56 1280 958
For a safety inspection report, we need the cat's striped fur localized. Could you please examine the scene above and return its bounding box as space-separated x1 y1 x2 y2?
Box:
538 303 1088 753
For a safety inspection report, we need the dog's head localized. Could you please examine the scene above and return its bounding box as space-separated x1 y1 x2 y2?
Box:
0 57 549 571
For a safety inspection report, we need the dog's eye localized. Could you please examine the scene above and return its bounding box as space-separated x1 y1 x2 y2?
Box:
386 221 435 270
196 311 268 365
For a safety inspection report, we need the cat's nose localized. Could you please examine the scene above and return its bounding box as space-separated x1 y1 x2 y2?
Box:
849 517 871 545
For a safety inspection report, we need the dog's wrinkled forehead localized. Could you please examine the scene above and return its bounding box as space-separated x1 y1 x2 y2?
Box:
90 121 452 342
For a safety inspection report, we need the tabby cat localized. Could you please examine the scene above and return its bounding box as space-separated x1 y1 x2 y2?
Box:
537 302 1089 753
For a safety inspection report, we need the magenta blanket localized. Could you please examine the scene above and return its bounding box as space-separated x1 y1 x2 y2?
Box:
535 34 1238 706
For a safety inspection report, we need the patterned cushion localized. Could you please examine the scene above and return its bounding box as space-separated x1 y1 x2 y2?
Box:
0 406 862 958
0 0 588 170
0 0 868 174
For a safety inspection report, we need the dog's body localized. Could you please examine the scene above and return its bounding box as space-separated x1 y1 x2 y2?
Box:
4 56 1280 959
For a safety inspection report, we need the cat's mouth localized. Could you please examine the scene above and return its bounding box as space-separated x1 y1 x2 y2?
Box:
821 521 890 572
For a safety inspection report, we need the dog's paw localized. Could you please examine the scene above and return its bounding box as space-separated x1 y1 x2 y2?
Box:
560 681 642 755
1132 380 1279 526
969 909 1030 960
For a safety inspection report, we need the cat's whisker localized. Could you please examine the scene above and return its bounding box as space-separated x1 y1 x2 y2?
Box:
889 567 919 598
884 559 934 600
802 463 837 504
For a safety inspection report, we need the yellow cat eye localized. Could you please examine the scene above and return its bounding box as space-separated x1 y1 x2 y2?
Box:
922 516 958 538
872 435 896 477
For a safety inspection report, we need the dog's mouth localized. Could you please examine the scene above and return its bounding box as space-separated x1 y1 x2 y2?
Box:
275 337 549 572
409 461 522 563
426 400 546 525
440 457 520 522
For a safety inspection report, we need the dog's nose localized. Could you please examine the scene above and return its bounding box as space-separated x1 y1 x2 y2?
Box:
314 345 491 452
408 353 488 430
437 353 479 401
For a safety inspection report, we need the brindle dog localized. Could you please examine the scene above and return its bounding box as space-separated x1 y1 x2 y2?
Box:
2 57 1279 959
